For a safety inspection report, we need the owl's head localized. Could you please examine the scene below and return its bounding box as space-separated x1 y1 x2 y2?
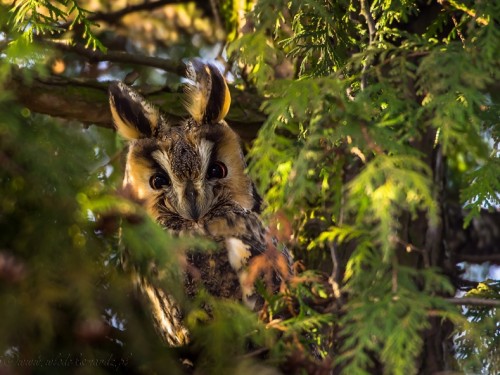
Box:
109 62 261 230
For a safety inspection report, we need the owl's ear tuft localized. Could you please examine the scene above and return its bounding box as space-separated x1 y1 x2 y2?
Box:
184 61 231 125
109 81 160 140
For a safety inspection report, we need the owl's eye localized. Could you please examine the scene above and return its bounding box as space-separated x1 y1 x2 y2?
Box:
149 173 170 189
207 161 228 179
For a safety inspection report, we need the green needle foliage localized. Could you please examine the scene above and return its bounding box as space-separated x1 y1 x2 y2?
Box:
228 0 499 373
10 0 105 50
0 102 180 373
455 280 500 374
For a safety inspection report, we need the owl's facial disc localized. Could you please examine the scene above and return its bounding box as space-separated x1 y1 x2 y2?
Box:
178 160 228 221
145 134 226 223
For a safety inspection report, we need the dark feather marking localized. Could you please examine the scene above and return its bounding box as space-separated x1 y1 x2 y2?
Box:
131 139 158 160
203 220 211 235
251 183 263 213
131 141 169 176
204 65 226 124
201 125 224 144
239 234 266 256
109 83 152 137
226 215 235 228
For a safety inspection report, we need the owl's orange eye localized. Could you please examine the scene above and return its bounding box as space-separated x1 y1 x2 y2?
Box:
149 173 170 189
207 161 227 179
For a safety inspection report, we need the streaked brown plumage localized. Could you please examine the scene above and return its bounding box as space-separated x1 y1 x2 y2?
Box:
109 61 288 346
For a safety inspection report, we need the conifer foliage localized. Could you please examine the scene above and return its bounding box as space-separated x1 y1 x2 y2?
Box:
1 1 499 374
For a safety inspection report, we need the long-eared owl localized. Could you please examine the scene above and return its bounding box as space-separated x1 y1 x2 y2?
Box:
109 61 289 346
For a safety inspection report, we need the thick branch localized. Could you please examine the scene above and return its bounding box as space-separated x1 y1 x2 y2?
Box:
446 298 500 307
6 70 110 127
5 68 265 143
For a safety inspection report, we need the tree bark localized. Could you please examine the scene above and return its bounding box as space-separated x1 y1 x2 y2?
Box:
5 68 265 143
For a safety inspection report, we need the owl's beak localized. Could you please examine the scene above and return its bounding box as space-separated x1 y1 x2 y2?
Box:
185 181 200 221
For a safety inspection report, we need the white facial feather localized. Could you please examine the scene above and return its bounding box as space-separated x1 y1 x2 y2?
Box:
198 139 214 176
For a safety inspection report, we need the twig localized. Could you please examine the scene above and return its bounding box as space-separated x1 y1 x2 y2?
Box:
89 148 125 175
360 123 384 154
328 242 341 299
36 74 109 90
328 187 345 300
359 0 376 91
391 256 398 294
61 0 192 28
360 0 376 42
209 0 223 32
394 236 433 267
238 347 269 360
446 298 500 307
451 15 466 45
437 0 489 26
47 41 186 76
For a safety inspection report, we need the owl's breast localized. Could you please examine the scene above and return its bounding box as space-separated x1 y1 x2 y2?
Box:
184 247 242 301
200 204 266 242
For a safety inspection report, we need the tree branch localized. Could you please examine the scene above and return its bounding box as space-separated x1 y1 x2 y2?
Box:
328 242 341 299
62 0 193 28
6 70 111 127
455 254 500 264
446 298 500 307
91 0 191 23
5 68 265 143
48 42 186 76
359 0 376 91
360 0 376 42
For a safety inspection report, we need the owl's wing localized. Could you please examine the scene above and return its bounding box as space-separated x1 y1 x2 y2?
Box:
202 204 291 310
134 271 190 346
127 204 291 346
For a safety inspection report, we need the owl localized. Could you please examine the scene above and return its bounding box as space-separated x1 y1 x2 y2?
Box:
109 61 290 346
